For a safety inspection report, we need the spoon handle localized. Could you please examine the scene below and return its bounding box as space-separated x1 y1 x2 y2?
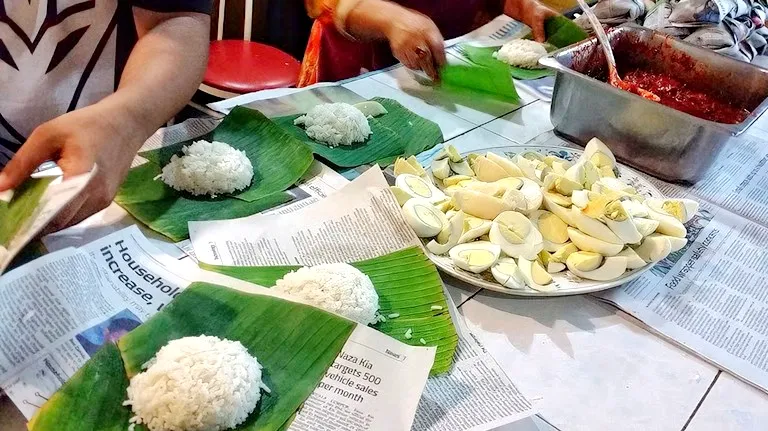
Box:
574 0 662 102
575 0 618 72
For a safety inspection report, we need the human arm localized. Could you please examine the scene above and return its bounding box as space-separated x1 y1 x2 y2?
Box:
0 8 210 230
349 0 447 80
307 0 446 80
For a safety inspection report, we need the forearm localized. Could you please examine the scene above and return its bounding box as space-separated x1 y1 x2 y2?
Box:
94 10 209 151
503 0 527 20
345 0 404 41
341 0 445 79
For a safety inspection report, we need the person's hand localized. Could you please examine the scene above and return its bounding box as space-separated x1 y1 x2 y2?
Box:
383 8 446 81
0 104 143 232
504 0 559 42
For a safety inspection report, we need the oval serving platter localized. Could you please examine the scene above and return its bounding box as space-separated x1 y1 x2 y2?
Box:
423 145 665 297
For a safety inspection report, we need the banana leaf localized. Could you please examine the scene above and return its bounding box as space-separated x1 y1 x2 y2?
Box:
116 162 293 242
458 45 553 81
29 343 131 431
454 16 588 81
441 59 520 103
273 98 443 168
544 15 589 49
30 283 356 431
115 106 313 241
200 246 459 375
0 177 54 247
140 107 313 203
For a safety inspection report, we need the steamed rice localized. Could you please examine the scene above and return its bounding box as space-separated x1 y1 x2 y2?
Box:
124 335 269 431
275 263 379 325
493 39 548 69
160 140 253 197
294 103 372 147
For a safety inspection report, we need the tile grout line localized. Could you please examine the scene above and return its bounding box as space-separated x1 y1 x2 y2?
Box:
441 97 540 146
455 288 483 308
681 371 721 431
535 413 565 431
480 100 553 143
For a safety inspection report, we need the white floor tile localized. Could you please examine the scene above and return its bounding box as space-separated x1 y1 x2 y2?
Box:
459 293 717 431
442 273 482 308
686 372 768 431
482 101 554 144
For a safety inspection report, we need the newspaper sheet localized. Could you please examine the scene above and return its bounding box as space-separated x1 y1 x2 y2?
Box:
594 131 768 394
130 117 220 167
0 171 93 274
0 226 436 430
0 226 198 418
289 326 435 431
644 132 768 227
444 15 529 48
414 295 536 431
176 161 350 259
189 166 418 266
190 166 537 431
211 85 365 117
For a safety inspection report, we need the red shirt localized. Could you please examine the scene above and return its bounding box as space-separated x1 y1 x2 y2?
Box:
299 0 499 86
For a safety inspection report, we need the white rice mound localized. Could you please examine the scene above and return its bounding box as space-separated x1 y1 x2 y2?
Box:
160 140 253 197
294 103 372 147
493 39 548 69
274 263 379 325
124 335 270 431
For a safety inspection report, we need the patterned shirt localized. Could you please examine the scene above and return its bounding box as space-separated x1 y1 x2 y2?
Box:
0 0 211 166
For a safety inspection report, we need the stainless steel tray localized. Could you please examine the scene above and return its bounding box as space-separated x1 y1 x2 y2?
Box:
539 24 768 184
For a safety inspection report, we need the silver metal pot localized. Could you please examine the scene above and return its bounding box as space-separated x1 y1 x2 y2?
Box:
539 24 768 184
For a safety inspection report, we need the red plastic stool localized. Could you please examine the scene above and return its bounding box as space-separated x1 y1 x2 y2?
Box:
202 40 301 96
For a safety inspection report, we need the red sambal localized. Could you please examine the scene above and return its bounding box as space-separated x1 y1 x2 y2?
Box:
620 69 750 124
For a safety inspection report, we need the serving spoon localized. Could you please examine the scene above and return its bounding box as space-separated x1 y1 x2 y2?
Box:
575 0 660 102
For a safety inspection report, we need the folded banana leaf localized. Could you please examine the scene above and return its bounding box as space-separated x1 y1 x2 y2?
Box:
0 177 54 247
441 59 520 102
200 246 459 375
273 98 443 168
544 15 589 50
116 162 293 242
115 106 313 241
459 44 555 81
29 283 356 431
455 16 589 81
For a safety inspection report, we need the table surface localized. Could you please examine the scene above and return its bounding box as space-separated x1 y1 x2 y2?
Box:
4 60 768 431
